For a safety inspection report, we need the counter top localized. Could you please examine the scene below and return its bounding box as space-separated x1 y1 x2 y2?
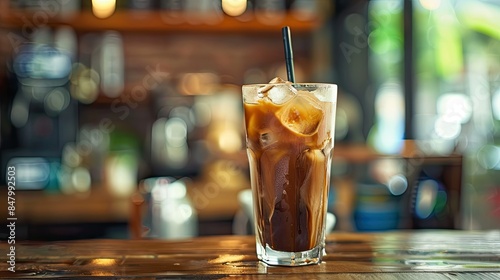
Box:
1 230 499 279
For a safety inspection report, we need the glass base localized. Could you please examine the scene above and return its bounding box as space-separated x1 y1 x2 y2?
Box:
256 242 324 266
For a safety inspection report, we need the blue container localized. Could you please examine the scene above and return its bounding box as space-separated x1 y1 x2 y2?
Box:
353 183 400 231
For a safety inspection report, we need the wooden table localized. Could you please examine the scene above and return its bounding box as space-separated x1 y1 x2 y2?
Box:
1 230 499 279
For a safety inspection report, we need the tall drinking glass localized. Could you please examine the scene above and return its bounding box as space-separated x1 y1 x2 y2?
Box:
242 82 337 266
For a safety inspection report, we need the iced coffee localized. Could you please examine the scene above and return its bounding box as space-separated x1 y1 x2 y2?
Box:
243 78 337 266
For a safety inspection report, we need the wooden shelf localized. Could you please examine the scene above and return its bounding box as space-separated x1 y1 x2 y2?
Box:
333 142 463 165
0 177 247 225
0 187 131 224
0 10 321 33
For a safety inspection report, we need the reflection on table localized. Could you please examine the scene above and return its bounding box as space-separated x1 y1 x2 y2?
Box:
0 230 499 279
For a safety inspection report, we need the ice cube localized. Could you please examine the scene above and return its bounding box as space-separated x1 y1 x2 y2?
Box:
258 77 286 94
269 76 287 85
276 92 324 135
267 84 296 104
258 77 296 104
259 130 278 148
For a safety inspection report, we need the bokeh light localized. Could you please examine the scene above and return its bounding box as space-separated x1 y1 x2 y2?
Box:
71 167 91 193
217 128 242 154
165 118 188 148
493 88 500 120
415 179 438 219
92 0 116 19
419 0 441 11
165 118 189 169
179 73 219 95
369 82 405 154
100 32 124 98
437 93 472 124
222 0 247 17
434 116 461 140
10 96 29 128
44 87 70 116
190 98 212 127
387 174 408 196
477 145 500 170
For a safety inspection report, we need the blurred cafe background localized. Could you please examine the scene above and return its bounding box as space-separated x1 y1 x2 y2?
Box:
0 0 499 240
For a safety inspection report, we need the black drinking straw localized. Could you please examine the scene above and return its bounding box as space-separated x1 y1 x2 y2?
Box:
282 26 296 83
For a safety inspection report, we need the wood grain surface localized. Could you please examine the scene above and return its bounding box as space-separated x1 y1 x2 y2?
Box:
1 230 499 279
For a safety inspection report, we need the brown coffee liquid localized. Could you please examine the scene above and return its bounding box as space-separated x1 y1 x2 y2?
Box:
244 97 333 252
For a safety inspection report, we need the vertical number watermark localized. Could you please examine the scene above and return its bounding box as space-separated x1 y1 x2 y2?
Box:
6 166 16 272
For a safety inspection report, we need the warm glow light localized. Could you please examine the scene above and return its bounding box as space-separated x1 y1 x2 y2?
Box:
222 0 247 17
217 128 242 153
179 73 219 95
92 0 116 19
91 258 118 266
419 0 441 11
209 254 245 264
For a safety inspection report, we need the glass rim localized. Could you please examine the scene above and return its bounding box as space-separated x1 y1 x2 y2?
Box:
242 83 337 88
